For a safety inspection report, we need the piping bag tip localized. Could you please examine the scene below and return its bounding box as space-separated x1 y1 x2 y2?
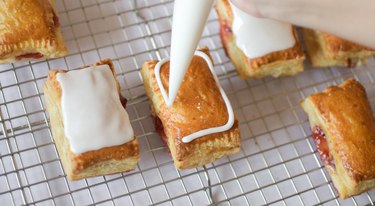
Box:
166 61 189 107
166 0 215 107
165 95 175 108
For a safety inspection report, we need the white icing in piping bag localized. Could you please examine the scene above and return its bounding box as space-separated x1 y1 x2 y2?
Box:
167 0 214 107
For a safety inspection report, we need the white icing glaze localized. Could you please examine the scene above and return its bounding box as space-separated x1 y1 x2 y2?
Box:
168 0 215 107
57 65 134 154
230 1 296 59
154 51 235 143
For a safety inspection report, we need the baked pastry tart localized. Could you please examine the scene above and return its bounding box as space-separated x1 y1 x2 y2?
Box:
141 48 241 170
44 59 139 180
216 0 305 79
301 79 375 198
0 0 67 64
303 29 375 67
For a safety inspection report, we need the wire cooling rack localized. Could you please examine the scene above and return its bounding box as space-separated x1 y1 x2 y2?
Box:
1 0 375 205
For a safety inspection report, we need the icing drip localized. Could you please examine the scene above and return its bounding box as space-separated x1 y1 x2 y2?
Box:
57 65 134 154
154 51 235 143
230 1 296 59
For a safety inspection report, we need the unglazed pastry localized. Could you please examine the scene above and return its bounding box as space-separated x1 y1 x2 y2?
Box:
0 0 67 64
301 79 375 198
44 59 139 180
303 29 375 67
141 48 241 170
216 0 305 79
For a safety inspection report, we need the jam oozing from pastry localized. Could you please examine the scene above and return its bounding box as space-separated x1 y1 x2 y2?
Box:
312 127 335 169
154 115 171 154
347 59 353 68
16 53 44 61
53 11 60 27
120 95 127 109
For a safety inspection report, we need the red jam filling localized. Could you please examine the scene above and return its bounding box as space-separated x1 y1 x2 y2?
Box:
347 58 356 68
16 53 44 61
154 116 171 154
312 127 335 169
52 10 60 27
15 12 59 61
120 95 127 109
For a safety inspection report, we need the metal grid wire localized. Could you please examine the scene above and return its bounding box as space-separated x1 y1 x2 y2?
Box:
0 0 375 205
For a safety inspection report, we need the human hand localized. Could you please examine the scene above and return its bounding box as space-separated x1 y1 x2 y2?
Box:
230 0 263 17
231 0 375 49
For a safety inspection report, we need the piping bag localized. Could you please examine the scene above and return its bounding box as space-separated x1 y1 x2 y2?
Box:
166 0 215 107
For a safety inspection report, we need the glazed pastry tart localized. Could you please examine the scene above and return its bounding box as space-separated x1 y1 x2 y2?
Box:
216 0 305 79
44 59 139 180
141 48 241 170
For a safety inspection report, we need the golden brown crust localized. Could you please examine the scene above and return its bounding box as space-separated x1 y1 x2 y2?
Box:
44 59 139 180
141 48 241 170
0 0 67 63
302 79 375 198
308 79 375 180
216 0 305 79
323 33 371 53
303 29 375 67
